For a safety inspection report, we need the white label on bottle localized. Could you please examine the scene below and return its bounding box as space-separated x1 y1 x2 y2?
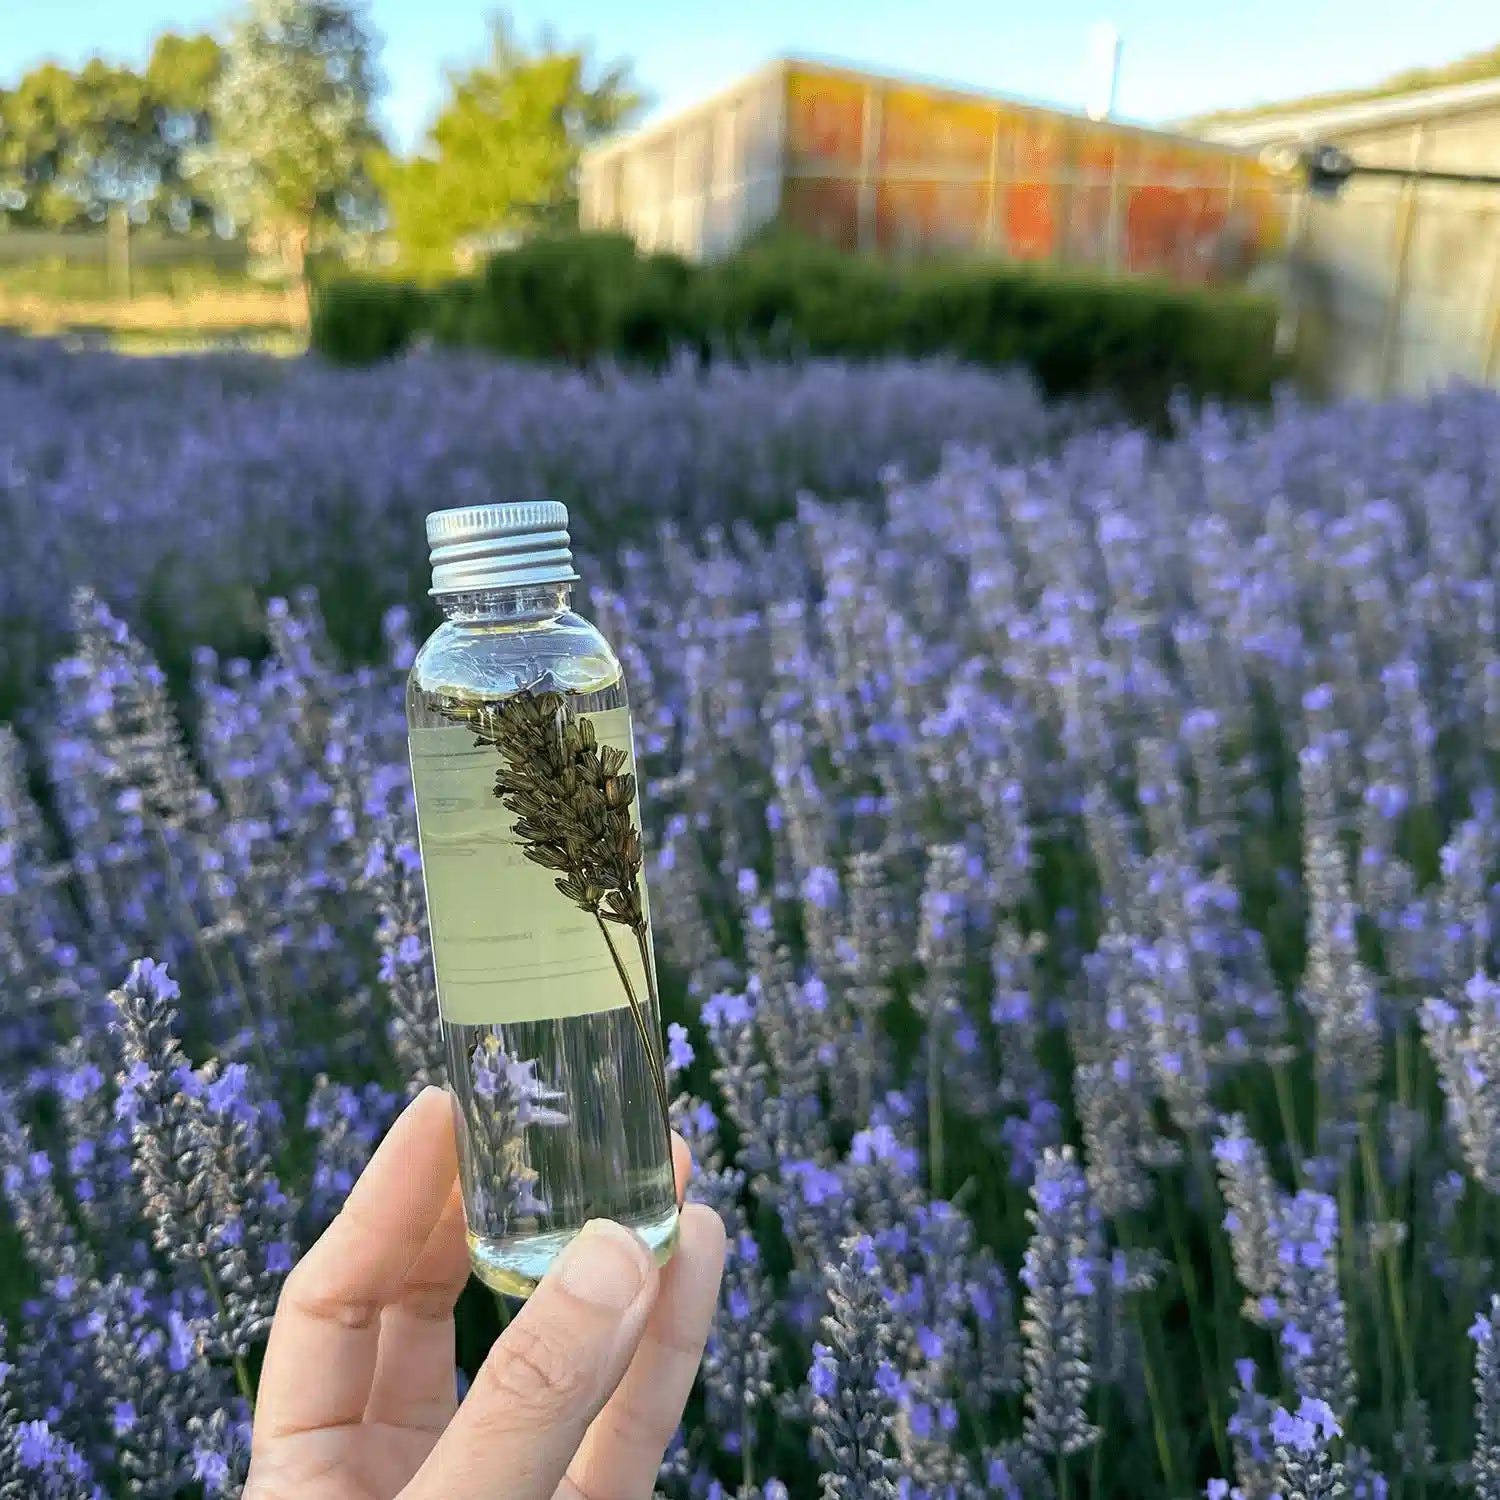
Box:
408 706 650 1026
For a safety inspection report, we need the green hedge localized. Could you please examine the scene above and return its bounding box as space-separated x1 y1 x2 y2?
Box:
310 277 430 366
309 232 1283 413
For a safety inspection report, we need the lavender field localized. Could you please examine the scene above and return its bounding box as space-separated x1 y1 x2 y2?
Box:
5 337 1500 1499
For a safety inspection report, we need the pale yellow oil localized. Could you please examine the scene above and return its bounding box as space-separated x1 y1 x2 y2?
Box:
409 664 677 1297
444 1007 680 1296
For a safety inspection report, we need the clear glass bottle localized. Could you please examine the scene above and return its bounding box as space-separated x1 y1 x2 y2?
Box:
406 502 677 1296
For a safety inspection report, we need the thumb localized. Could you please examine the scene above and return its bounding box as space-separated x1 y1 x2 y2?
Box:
407 1219 661 1500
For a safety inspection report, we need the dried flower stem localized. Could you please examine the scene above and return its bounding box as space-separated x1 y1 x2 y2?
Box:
595 911 674 1134
438 685 674 1153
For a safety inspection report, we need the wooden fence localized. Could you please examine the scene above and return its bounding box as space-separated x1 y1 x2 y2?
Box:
0 220 250 297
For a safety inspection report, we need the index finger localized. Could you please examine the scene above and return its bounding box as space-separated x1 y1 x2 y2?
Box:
565 1204 726 1500
410 1219 662 1500
254 1085 460 1442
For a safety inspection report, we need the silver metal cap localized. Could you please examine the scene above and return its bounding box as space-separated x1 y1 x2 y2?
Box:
425 502 579 596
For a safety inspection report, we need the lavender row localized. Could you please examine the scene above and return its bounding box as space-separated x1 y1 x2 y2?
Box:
0 339 1052 706
4 354 1500 1497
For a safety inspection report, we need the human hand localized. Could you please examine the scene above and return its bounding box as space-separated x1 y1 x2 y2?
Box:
246 1085 726 1500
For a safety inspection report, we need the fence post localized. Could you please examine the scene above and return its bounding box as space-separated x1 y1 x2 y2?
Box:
985 113 1002 251
672 129 686 257
857 84 882 253
1105 149 1123 272
106 204 131 300
1055 128 1079 268
1221 156 1241 280
1378 123 1426 397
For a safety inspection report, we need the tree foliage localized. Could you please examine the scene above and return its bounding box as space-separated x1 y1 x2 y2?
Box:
0 38 222 229
194 0 382 272
373 14 642 269
146 33 224 228
0 4 644 275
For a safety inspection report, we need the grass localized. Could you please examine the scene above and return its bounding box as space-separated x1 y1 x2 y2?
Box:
95 327 308 357
0 260 307 344
1 287 305 333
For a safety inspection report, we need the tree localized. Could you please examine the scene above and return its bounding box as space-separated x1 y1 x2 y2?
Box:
0 61 157 228
0 63 83 226
373 14 642 269
0 39 223 232
196 0 381 275
145 33 224 230
67 58 160 221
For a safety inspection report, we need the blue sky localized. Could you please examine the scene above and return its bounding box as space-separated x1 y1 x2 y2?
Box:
8 0 1499 149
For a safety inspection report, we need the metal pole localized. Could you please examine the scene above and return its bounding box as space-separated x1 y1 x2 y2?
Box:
1378 124 1426 398
1481 225 1500 386
1344 163 1500 188
1086 24 1122 122
1278 179 1312 359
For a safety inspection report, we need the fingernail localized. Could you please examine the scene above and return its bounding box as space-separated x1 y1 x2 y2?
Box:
552 1220 650 1311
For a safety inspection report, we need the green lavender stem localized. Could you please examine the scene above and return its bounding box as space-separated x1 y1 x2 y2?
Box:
1359 1113 1416 1410
199 1261 255 1408
928 1029 945 1197
1163 1171 1228 1471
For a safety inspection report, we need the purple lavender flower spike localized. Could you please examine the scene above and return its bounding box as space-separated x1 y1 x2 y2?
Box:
1273 1192 1356 1421
362 830 447 1089
109 957 299 1358
1423 974 1500 1193
1298 740 1382 1115
1227 1359 1278 1500
1472 1294 1500 1500
1213 1115 1284 1326
109 958 220 1265
1021 1147 1102 1459
1270 1397 1346 1500
304 1076 401 1232
808 1235 903 1500
464 1034 569 1237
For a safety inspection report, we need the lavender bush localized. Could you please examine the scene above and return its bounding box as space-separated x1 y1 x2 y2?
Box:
4 338 1500 1497
0 339 1054 711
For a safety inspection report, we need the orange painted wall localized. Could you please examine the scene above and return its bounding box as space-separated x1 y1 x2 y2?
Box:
780 64 1285 282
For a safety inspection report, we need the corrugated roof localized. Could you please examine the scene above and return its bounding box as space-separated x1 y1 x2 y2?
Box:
582 54 1263 170
1198 74 1500 147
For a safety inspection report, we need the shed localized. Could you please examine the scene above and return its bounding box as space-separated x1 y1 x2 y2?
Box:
1199 78 1500 394
581 57 1284 288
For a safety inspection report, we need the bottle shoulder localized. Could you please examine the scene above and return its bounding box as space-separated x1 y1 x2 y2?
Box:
409 609 622 701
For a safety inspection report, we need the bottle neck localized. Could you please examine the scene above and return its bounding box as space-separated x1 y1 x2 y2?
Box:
438 582 573 623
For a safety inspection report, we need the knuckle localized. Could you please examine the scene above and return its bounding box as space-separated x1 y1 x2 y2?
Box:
397 1276 462 1323
480 1320 592 1413
282 1262 379 1331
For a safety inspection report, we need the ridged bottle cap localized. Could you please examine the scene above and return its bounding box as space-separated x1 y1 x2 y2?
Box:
426 502 579 595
